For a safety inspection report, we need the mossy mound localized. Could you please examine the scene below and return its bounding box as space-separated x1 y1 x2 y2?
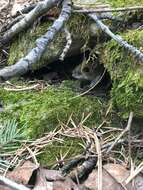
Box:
0 84 101 138
0 81 103 138
100 30 143 118
8 14 90 70
0 81 107 165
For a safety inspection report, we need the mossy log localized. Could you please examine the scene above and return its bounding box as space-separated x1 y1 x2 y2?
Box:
8 14 92 70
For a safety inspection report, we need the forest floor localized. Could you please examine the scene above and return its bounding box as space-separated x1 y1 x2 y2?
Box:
0 1 143 189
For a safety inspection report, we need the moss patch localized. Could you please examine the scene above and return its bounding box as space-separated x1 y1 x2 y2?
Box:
0 81 103 138
8 21 64 69
104 0 143 7
100 30 143 118
0 80 108 165
74 0 143 8
8 14 91 70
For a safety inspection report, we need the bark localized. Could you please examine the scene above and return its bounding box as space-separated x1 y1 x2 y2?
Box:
88 13 143 63
0 0 63 47
0 0 72 82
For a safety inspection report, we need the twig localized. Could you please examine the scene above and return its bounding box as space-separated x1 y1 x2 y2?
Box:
0 0 72 81
0 175 30 190
125 161 143 184
25 146 39 167
0 0 63 47
88 14 143 63
74 6 143 13
93 132 102 190
106 112 133 154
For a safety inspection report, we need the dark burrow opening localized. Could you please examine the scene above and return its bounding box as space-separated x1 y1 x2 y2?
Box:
23 51 112 96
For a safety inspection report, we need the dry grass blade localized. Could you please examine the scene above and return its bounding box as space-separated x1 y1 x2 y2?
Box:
106 112 133 154
71 69 106 99
25 146 39 167
4 84 41 91
125 161 143 184
93 132 102 190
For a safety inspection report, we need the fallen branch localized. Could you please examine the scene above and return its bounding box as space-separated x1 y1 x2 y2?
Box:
1 15 24 33
59 27 72 61
0 0 72 81
74 6 143 13
0 175 30 190
89 13 143 63
0 0 63 47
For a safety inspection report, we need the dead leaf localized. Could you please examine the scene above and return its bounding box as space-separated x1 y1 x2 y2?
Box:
104 164 143 190
53 177 79 190
40 168 64 181
7 160 38 185
103 164 129 183
0 185 13 190
83 164 143 190
33 168 64 190
33 169 49 190
84 167 124 190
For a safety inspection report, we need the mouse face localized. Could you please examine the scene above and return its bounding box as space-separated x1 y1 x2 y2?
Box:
72 58 104 82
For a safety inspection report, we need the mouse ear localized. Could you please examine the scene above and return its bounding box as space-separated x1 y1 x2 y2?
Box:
82 66 90 73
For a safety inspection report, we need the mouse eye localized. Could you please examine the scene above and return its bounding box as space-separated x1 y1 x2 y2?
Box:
82 67 90 73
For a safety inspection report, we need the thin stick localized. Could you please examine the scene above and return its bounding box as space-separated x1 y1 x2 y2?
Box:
89 14 143 62
74 6 143 13
125 162 143 184
106 112 133 154
93 132 102 190
0 175 30 190
25 146 39 167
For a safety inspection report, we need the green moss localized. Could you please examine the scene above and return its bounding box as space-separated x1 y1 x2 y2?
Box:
102 0 143 7
0 82 102 138
8 21 65 69
38 137 83 166
74 0 143 8
100 30 143 118
8 14 91 70
0 80 106 165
